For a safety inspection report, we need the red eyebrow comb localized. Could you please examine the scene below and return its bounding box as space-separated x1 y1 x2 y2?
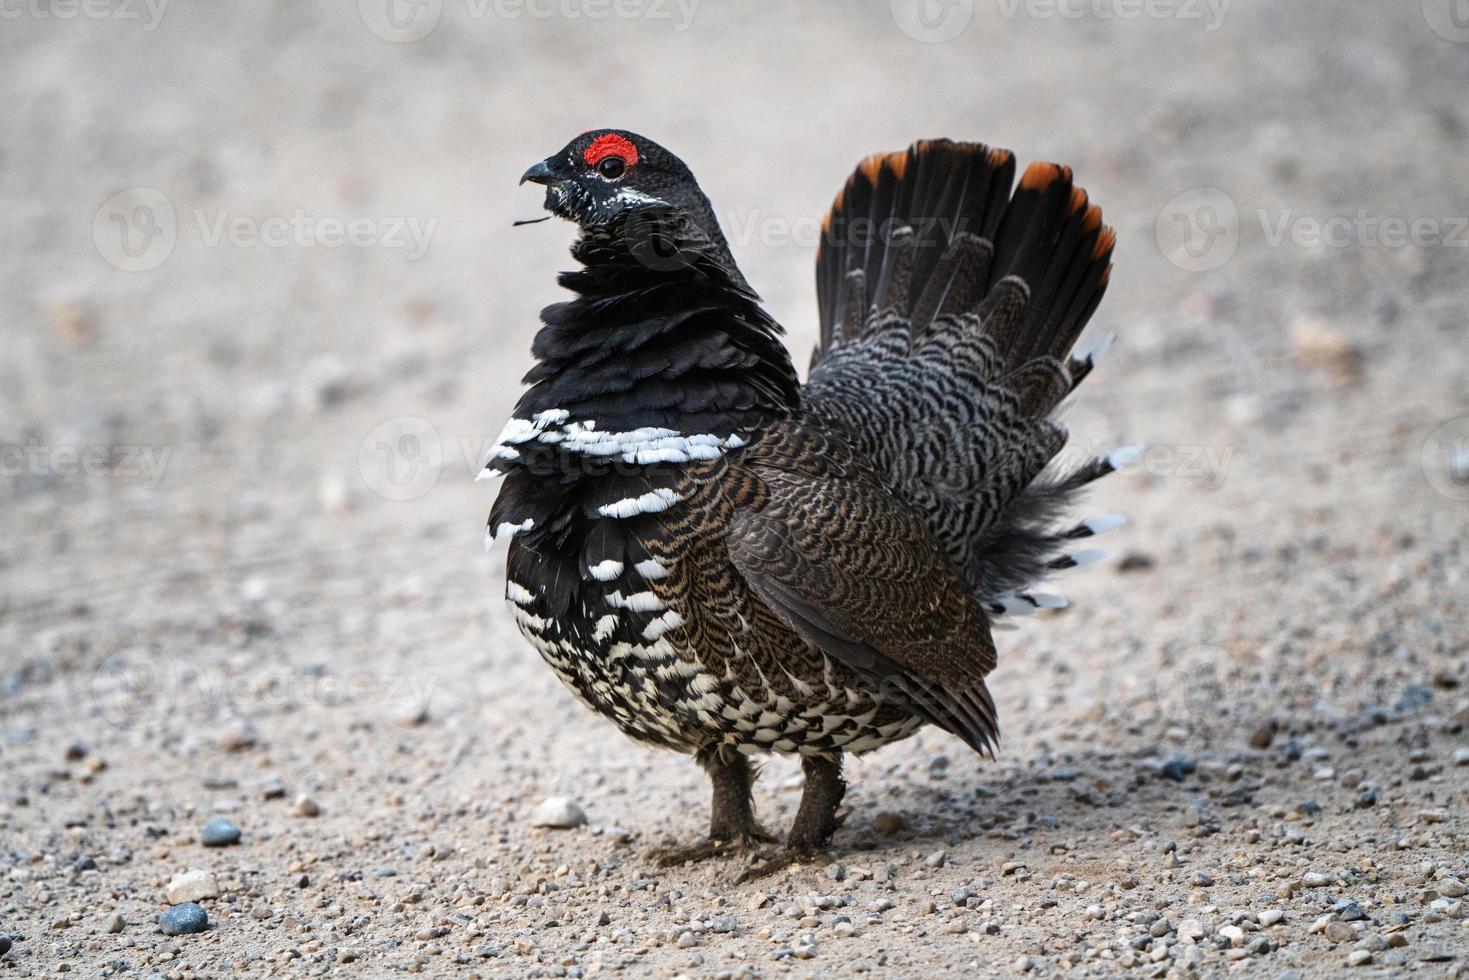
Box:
583 133 638 167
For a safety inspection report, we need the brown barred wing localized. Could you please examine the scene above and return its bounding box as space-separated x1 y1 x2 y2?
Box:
725 429 1000 757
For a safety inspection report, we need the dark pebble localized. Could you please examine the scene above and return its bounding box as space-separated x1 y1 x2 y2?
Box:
159 903 208 935
1248 722 1276 749
74 856 98 871
1117 552 1157 572
1160 758 1197 783
201 817 242 847
1334 900 1369 922
0 935 10 956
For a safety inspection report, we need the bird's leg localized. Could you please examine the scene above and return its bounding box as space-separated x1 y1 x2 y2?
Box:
653 746 774 866
736 753 845 882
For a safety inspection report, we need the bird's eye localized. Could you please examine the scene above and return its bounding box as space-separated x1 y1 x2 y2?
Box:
597 156 626 180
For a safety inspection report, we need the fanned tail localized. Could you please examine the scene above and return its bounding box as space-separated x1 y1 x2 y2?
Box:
805 139 1133 617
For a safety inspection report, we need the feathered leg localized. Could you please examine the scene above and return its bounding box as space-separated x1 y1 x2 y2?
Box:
653 746 774 866
737 753 846 881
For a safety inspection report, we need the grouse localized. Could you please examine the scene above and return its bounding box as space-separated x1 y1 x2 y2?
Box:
484 130 1131 875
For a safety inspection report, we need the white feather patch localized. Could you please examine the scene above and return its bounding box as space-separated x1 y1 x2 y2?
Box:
634 558 669 580
1068 548 1108 568
1107 444 1144 470
1078 329 1116 363
597 487 682 519
607 590 666 613
642 610 685 641
1084 514 1127 535
587 559 625 582
485 518 535 550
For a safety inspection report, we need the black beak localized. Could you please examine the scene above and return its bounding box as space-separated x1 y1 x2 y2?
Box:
519 159 558 186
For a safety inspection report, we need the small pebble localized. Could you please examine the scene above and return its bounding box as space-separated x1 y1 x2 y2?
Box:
0 935 10 956
165 869 219 904
873 811 904 834
532 796 587 828
1453 747 1469 767
106 914 125 934
1346 949 1372 967
1160 757 1196 782
200 817 241 847
260 777 287 800
159 903 208 936
294 795 321 817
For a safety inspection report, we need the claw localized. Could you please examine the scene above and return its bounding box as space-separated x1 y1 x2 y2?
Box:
733 847 826 884
650 830 778 868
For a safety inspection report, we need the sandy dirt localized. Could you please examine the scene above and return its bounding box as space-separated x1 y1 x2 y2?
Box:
3 1 1468 976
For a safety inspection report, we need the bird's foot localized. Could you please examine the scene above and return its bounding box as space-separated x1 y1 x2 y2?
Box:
651 829 777 868
733 845 827 884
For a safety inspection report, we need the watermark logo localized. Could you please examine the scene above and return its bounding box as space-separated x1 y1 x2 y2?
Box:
1156 187 1239 272
359 416 443 501
1423 417 1469 501
93 187 176 272
194 209 436 260
359 0 442 42
361 0 698 42
1422 0 1469 42
1160 187 1469 272
1260 210 1469 251
0 0 169 30
1 440 171 487
890 0 974 42
995 0 1230 31
93 188 437 270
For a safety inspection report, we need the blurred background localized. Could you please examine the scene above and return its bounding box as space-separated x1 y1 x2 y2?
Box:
2 1 1467 973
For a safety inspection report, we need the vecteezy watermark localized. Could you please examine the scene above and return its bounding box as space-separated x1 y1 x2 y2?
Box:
1156 188 1240 273
93 188 437 270
0 0 168 30
1 440 171 488
891 0 1228 42
995 0 1230 31
93 187 177 272
1258 210 1469 251
358 0 698 43
1158 188 1469 272
1057 440 1236 488
359 417 444 501
1422 417 1469 501
82 648 437 729
194 209 436 260
890 0 975 42
1422 0 1469 42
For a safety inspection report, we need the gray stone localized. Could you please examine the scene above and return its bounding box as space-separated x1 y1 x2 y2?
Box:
159 903 208 936
531 796 587 828
200 817 241 847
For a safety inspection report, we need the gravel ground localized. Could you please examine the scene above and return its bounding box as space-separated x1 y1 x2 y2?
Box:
3 2 1468 976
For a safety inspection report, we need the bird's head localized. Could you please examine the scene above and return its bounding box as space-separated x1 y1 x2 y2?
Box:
520 129 721 237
